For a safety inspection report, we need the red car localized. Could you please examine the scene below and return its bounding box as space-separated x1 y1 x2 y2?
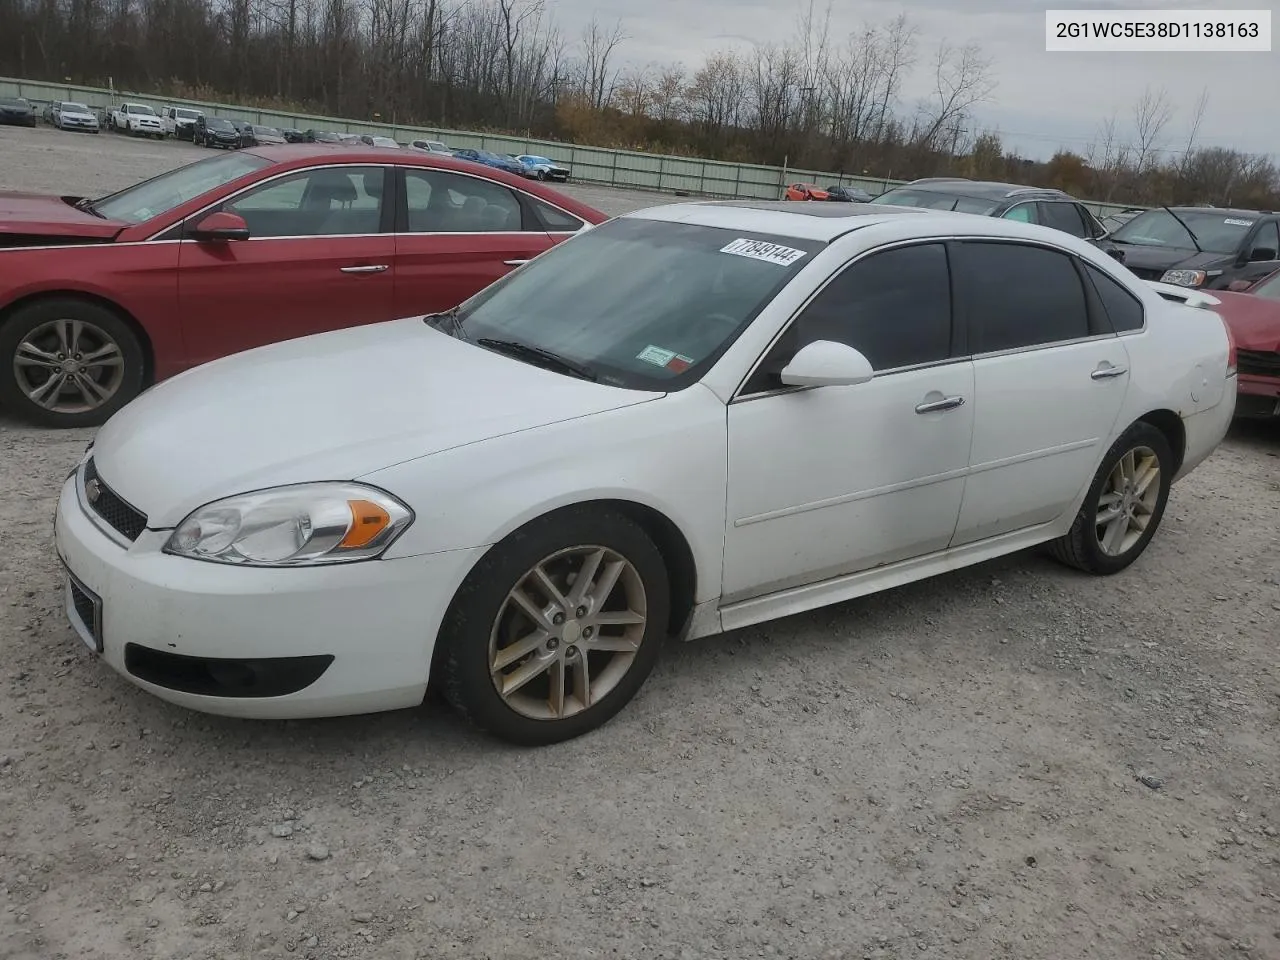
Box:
783 182 829 202
1214 268 1280 419
0 145 607 427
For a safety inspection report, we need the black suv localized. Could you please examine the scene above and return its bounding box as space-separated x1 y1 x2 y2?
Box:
1097 206 1280 290
193 116 243 149
874 178 1109 242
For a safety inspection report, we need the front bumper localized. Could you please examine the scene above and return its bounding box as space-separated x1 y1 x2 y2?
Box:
53 472 484 719
1235 374 1280 419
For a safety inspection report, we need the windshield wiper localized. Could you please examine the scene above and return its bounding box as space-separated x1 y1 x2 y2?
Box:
72 196 106 219
476 337 598 382
423 305 469 342
1162 206 1203 253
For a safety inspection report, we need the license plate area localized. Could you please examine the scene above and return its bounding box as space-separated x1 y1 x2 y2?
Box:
64 566 104 654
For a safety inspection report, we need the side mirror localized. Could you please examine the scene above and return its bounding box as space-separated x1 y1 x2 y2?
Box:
779 340 875 388
1106 247 1126 263
1248 247 1277 263
191 211 250 242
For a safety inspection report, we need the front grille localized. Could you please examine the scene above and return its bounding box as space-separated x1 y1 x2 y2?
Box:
83 458 148 541
1238 349 1280 378
68 575 103 651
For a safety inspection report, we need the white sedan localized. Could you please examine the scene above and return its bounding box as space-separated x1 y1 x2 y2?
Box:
53 202 1237 745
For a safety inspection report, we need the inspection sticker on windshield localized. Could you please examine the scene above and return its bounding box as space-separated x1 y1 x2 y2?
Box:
636 345 694 371
720 238 808 266
1223 218 1254 226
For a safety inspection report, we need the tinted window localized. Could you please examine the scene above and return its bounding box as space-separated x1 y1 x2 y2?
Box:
954 242 1089 352
403 169 523 232
789 243 953 371
1084 264 1144 332
1253 271 1280 301
1251 221 1279 258
225 167 385 237
532 199 584 232
1039 202 1089 238
1111 209 1256 255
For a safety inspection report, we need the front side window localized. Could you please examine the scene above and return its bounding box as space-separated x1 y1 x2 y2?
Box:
91 151 272 224
953 241 1091 352
452 218 821 391
1250 221 1280 259
403 169 523 232
1253 270 1280 301
223 167 385 237
780 243 954 377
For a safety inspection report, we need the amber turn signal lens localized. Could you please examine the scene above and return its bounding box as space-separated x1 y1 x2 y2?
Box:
339 499 392 548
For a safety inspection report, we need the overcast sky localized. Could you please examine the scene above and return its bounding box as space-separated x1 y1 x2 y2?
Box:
545 0 1279 163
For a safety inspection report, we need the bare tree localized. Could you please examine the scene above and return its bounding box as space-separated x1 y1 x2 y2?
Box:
911 40 995 152
1131 85 1172 174
577 14 625 110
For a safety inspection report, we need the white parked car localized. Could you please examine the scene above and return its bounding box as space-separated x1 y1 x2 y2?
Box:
110 102 164 138
409 139 453 155
162 105 205 140
53 203 1236 745
51 101 100 133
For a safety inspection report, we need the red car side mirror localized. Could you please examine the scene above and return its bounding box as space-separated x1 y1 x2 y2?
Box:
191 211 250 242
1226 279 1253 292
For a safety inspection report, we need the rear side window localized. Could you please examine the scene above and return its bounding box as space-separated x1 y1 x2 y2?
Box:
953 241 1090 352
1084 263 1145 332
1001 203 1038 224
532 199 584 232
1039 201 1089 238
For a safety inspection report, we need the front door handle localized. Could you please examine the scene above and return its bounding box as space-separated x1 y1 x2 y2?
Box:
915 396 965 414
339 264 389 274
503 259 530 266
1091 364 1129 380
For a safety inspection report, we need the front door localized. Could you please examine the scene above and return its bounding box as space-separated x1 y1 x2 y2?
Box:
948 239 1131 545
391 166 557 318
177 165 395 366
722 242 975 602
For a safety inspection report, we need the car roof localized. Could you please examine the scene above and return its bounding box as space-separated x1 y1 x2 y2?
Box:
1166 205 1272 217
622 200 950 242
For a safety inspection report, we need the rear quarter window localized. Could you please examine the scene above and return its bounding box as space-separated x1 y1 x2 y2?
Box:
1084 264 1146 332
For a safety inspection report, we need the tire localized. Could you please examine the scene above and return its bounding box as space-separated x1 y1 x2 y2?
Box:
437 505 671 746
0 298 146 428
536 169 547 181
1048 421 1173 575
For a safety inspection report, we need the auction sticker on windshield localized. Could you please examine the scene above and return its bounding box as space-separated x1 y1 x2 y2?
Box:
720 238 808 266
1223 218 1254 226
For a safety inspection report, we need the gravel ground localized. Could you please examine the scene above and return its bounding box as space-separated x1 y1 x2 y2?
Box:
2 124 1280 960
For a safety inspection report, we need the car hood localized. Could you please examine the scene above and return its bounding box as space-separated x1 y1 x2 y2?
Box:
1212 291 1280 352
61 111 96 121
92 317 661 527
1107 244 1225 272
0 192 126 240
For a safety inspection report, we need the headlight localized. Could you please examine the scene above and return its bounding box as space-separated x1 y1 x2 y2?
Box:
164 482 412 567
1161 269 1206 287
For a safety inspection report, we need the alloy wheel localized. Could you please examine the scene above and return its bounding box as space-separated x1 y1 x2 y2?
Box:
488 545 648 720
13 318 126 414
1094 445 1161 556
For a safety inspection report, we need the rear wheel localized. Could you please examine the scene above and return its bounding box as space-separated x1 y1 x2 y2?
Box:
437 506 670 746
0 298 146 428
1048 422 1173 575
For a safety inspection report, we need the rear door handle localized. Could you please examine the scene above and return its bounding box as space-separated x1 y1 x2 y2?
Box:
503 259 530 266
339 264 389 274
915 396 965 414
1091 364 1128 380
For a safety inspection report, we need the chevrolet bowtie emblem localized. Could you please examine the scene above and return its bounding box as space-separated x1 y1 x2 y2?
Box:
85 479 101 503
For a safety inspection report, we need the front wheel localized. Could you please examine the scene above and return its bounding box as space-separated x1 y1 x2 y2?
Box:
437 506 670 746
0 299 146 428
1048 422 1173 575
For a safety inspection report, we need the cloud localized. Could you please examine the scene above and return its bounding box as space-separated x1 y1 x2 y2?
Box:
544 0 1279 161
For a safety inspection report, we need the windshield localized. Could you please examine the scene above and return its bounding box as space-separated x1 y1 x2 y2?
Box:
176 108 200 119
1253 271 1280 301
92 151 272 224
524 156 550 164
63 102 90 113
874 188 1001 215
1 98 28 107
129 105 156 116
208 118 237 131
453 218 821 390
254 126 281 136
1111 209 1255 254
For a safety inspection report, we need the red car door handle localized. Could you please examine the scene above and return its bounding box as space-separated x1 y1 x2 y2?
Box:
503 259 530 266
339 264 389 274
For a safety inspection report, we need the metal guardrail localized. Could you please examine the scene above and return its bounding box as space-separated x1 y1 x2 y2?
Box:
1 75 1146 218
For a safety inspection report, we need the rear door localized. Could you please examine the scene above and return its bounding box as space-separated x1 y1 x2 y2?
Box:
390 166 561 318
176 165 395 366
949 240 1131 546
